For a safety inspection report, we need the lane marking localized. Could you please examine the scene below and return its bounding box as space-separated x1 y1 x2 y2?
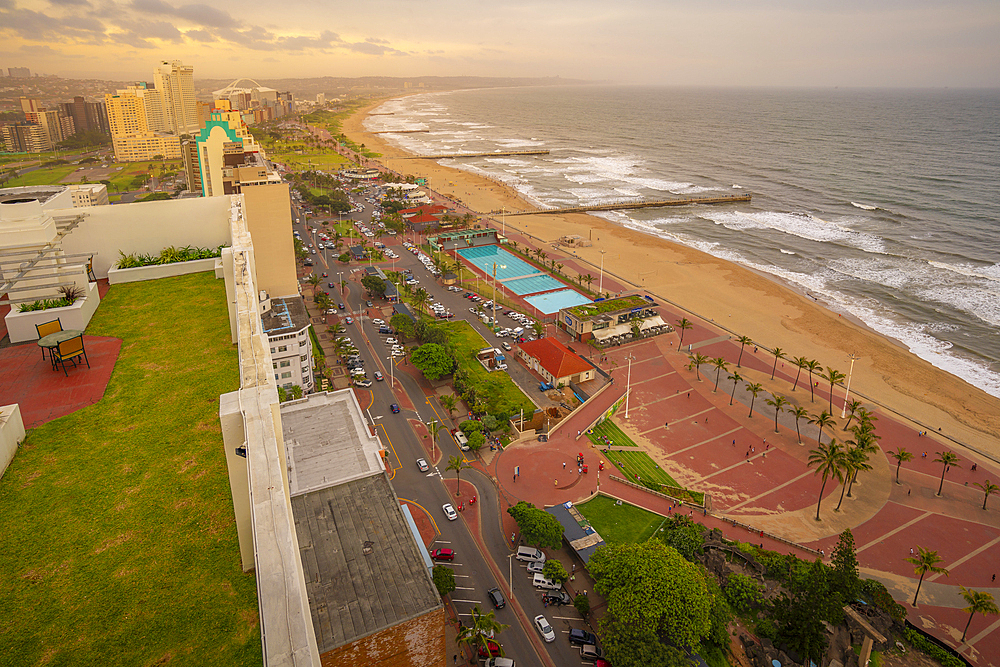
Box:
398 496 440 537
380 424 402 478
928 534 1000 582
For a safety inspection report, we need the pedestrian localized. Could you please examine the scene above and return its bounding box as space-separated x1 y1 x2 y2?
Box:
908 489 911 496
578 467 582 475
454 655 457 665
572 563 576 573
563 462 566 469
571 574 575 582
514 475 517 482
554 479 558 486
687 392 691 399
733 439 736 446
910 548 914 555
993 574 996 582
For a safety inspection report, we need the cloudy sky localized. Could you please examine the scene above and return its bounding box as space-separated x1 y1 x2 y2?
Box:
1 0 998 86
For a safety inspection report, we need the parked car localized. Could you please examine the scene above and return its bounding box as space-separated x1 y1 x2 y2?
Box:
477 640 501 659
484 658 515 667
345 316 353 324
534 615 556 643
442 503 458 521
532 573 561 590
374 371 384 381
487 587 506 609
527 561 545 575
501 342 512 351
580 644 605 662
569 629 598 646
430 548 455 561
542 591 573 606
416 458 428 472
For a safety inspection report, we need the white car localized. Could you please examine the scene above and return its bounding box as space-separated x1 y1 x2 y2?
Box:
416 458 429 472
372 319 385 326
443 504 458 521
534 615 556 643
385 338 398 345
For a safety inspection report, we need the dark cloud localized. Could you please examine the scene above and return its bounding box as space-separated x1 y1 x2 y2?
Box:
49 0 91 6
347 41 405 56
184 28 215 42
0 5 106 41
131 0 239 29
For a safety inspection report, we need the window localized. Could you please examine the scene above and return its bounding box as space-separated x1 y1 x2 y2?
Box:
270 347 276 353
272 362 277 370
300 355 307 362
280 360 290 368
281 372 292 379
278 345 287 352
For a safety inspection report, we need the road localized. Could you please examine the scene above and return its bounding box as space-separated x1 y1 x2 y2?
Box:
291 189 594 667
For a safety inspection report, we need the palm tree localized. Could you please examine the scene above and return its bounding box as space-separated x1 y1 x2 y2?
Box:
934 450 961 496
843 399 863 429
676 318 692 348
770 347 785 380
727 371 742 406
457 605 511 658
959 587 999 642
736 335 753 367
306 273 321 291
791 356 810 391
842 445 872 501
427 420 444 457
974 480 999 510
412 287 429 314
440 394 458 419
583 274 594 289
745 382 763 418
805 360 821 402
688 353 709 381
820 366 846 413
446 455 469 496
889 446 913 485
809 410 837 444
765 394 789 433
791 405 809 444
710 357 729 392
905 546 949 606
808 439 846 521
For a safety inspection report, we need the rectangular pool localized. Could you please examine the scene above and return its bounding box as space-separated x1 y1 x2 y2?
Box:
457 245 567 296
525 289 593 315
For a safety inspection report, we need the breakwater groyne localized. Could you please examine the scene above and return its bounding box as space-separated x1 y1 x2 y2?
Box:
491 194 752 216
401 150 551 159
372 129 429 134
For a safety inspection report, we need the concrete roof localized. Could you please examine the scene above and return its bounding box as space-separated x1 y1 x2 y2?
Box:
281 390 384 495
261 296 310 337
291 471 442 653
546 502 606 564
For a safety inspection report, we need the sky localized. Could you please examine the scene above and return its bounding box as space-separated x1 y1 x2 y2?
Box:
1 0 998 87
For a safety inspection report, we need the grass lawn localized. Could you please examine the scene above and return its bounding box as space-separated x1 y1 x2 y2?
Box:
575 495 664 544
0 272 261 666
3 164 80 187
273 151 349 170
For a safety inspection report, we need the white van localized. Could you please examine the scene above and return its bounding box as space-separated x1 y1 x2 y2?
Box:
485 659 515 667
453 430 470 451
516 546 545 563
532 573 561 590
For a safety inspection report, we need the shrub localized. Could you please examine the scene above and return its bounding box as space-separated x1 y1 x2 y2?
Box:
903 627 965 667
861 579 907 622
574 594 590 618
459 420 482 435
725 573 763 613
432 565 456 597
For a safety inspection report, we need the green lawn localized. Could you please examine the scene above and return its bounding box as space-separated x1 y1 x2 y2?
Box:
575 495 664 544
3 164 80 187
0 272 261 666
272 151 349 170
588 421 680 487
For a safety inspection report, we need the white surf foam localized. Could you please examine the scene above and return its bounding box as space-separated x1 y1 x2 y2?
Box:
928 261 1000 283
700 210 887 254
851 201 878 211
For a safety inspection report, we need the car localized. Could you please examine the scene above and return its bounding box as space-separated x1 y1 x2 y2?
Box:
430 547 455 561
484 659 515 667
580 645 605 662
321 272 328 277
372 319 385 325
477 640 501 659
328 282 336 288
374 371 384 381
345 316 353 324
487 587 506 609
442 503 457 521
416 458 429 472
527 561 545 575
390 403 400 413
569 629 598 646
338 303 345 310
385 338 398 345
354 379 372 388
534 615 556 643
378 326 392 334
542 591 573 606
366 300 373 307
532 573 561 590
501 342 512 351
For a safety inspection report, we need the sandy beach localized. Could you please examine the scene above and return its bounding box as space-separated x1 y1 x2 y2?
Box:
341 98 1000 458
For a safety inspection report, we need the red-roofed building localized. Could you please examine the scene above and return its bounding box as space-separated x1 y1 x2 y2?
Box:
517 337 595 386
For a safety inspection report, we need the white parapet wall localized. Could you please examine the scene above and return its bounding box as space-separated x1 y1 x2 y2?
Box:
107 257 218 285
5 281 102 343
0 404 26 480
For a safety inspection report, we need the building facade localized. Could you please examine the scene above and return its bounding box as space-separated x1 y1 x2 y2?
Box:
184 110 273 197
558 294 660 342
263 297 314 394
153 60 199 135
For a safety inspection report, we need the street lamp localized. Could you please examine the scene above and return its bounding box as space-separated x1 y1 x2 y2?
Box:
624 353 635 418
599 250 606 294
388 354 395 391
840 353 860 418
426 419 438 459
491 262 506 329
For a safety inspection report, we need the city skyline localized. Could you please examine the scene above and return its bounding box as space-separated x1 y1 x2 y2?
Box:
1 0 998 88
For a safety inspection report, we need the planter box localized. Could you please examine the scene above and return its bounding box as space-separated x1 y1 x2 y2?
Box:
5 281 102 343
0 404 25 481
107 257 218 285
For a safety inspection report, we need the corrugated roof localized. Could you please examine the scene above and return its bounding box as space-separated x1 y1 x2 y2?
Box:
518 337 592 380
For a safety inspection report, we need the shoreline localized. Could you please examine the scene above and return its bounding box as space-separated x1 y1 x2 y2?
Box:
341 94 1000 458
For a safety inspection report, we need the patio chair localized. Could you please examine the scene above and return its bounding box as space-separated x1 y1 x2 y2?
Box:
52 335 89 376
87 257 97 282
35 319 63 360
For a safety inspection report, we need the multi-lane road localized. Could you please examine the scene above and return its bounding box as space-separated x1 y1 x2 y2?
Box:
290 194 597 667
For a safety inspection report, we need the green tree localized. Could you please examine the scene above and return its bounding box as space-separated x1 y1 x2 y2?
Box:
974 480 999 510
905 546 949 607
791 355 810 391
959 587 998 642
724 573 762 613
791 405 810 444
457 606 510 658
466 430 486 454
934 450 961 496
805 359 821 402
574 593 591 618
389 313 414 340
589 540 712 653
676 318 692 347
360 274 386 298
507 501 564 549
735 335 753 367
481 414 499 432
446 455 469 497
770 346 786 380
459 420 482 434
765 393 789 433
773 558 830 662
889 446 913 485
843 398 863 428
808 439 846 521
658 515 704 562
727 371 742 406
410 343 454 380
432 564 456 597
439 393 458 419
710 357 728 392
427 420 444 456
745 382 763 418
688 353 709 381
809 409 836 444
820 366 847 414
829 529 861 603
542 559 569 584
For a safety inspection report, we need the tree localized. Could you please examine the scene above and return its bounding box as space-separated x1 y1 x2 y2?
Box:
773 558 830 662
531 321 545 339
446 455 469 496
410 343 454 380
440 394 458 419
791 355 809 391
905 546 949 606
959 587 998 642
390 313 414 340
466 430 486 454
889 446 913 485
411 286 429 313
820 366 847 413
805 359 821 402
507 501 564 548
808 439 846 521
306 273 321 290
745 382 763 418
432 564 456 597
934 450 961 496
457 606 510 658
829 529 862 603
843 399 863 428
589 540 712 654
688 353 709 381
974 480 999 510
427 420 444 455
725 573 763 613
710 357 728 392
839 447 871 506
765 393 789 433
735 335 753 367
676 318 692 348
809 410 836 444
542 559 569 584
728 371 742 406
770 346 786 380
574 594 591 618
360 274 386 298
791 405 810 444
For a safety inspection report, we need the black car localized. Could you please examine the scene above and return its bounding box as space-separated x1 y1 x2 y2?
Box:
379 326 392 334
338 303 345 310
487 587 506 609
568 629 597 646
542 591 573 606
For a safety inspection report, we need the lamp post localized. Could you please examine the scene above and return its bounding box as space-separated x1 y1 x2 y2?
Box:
508 552 515 594
624 353 635 418
599 250 606 294
426 419 437 459
501 207 506 238
491 262 506 330
388 354 395 391
840 353 860 418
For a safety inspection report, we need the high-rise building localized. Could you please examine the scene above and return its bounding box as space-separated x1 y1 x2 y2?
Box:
0 123 50 153
14 97 74 148
184 109 277 197
153 60 199 135
58 97 111 136
8 67 30 78
105 85 180 162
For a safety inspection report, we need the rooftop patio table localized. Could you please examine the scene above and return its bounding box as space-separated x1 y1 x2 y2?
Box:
37 329 84 355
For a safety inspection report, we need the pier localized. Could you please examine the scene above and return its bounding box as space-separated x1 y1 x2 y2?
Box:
401 150 550 159
491 194 751 216
372 129 429 134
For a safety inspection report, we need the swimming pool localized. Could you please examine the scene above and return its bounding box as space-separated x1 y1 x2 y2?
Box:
525 289 593 315
457 245 565 296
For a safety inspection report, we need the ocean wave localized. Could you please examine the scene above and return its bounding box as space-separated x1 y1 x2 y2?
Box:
928 260 1000 283
851 201 879 211
780 249 796 255
700 210 888 254
732 184 743 189
916 285 1000 328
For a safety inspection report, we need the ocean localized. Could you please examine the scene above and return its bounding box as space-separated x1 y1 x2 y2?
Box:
364 86 1000 398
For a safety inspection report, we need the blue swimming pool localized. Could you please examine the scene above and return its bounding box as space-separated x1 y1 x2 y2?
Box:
457 245 565 296
525 289 593 315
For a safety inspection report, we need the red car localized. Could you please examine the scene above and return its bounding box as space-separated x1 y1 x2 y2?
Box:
431 548 456 561
477 640 501 658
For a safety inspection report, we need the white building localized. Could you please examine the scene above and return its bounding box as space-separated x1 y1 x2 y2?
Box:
67 184 109 207
262 296 314 394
